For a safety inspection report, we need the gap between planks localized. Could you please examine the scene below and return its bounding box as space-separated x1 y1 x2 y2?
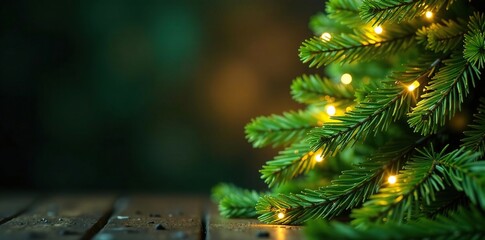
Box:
0 195 304 240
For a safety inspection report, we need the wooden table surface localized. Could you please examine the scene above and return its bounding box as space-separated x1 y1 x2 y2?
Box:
0 194 304 240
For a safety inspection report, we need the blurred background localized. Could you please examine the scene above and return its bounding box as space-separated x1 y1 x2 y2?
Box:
0 0 321 193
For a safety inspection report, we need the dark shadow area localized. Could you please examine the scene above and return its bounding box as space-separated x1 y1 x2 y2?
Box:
0 0 321 192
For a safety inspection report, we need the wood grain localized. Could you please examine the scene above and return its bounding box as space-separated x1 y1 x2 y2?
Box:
0 195 306 239
94 195 205 240
0 194 115 240
0 194 35 225
206 205 304 240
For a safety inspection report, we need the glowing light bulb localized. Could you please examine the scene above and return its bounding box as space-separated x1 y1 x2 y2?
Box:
425 11 433 19
388 175 397 184
374 26 383 34
407 81 420 91
320 32 332 41
315 154 324 162
277 212 285 219
326 105 336 116
340 73 352 84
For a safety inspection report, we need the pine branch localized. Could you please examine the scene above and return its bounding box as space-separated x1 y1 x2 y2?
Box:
351 146 446 226
353 78 383 102
360 0 454 26
435 150 485 208
351 146 482 226
307 57 439 157
256 138 418 224
309 12 353 36
462 98 485 155
299 25 417 67
326 0 364 28
245 110 319 148
421 189 468 219
306 206 485 240
290 74 354 104
416 19 467 53
211 183 262 218
408 53 481 135
260 141 316 188
464 32 485 69
464 12 485 69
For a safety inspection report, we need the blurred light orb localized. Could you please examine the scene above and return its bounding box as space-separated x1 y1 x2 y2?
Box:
340 73 352 84
388 175 397 184
374 26 383 34
326 105 336 116
320 32 332 41
314 154 324 162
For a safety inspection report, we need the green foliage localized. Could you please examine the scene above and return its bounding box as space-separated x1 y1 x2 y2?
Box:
351 146 482 226
462 98 485 155
246 74 356 149
326 0 363 27
307 57 437 157
259 141 315 188
325 60 394 87
256 139 417 224
290 74 354 104
419 189 468 219
464 32 485 69
435 150 485 208
212 183 263 218
408 53 481 135
309 12 352 35
245 110 318 148
213 0 485 237
306 206 485 240
464 13 485 69
360 0 454 25
299 24 417 67
416 19 466 53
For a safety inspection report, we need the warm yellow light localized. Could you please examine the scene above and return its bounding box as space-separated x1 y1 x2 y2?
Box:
326 105 336 116
407 81 420 91
388 175 397 184
425 11 433 19
277 212 285 219
320 32 332 41
315 153 324 162
374 26 383 34
340 73 352 84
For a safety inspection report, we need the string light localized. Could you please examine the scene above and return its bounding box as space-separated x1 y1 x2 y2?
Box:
326 105 336 116
407 81 420 91
340 73 352 84
314 152 324 162
374 26 383 34
425 11 433 19
277 212 285 219
320 32 332 41
388 175 397 184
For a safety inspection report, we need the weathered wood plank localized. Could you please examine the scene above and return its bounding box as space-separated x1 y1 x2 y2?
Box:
0 194 115 240
94 195 204 240
0 194 35 225
206 206 304 240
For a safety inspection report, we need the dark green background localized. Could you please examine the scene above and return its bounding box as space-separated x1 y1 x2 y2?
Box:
1 0 320 192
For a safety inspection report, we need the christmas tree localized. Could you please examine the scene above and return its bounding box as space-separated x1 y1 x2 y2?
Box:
213 0 485 238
